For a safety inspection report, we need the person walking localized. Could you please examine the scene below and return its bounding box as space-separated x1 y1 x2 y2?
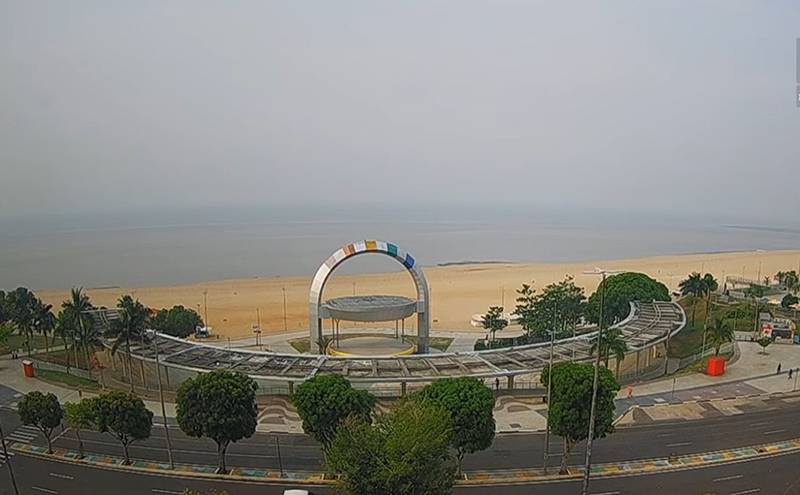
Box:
627 386 634 398
777 363 782 374
789 368 793 380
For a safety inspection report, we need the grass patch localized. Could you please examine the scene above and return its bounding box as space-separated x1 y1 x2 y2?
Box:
682 350 735 374
36 348 95 370
670 296 757 358
289 333 453 354
0 333 53 355
36 369 100 390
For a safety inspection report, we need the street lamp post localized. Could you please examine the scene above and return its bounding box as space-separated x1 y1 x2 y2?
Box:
152 332 174 469
203 289 209 328
0 416 20 495
282 286 288 332
542 301 557 475
581 267 622 495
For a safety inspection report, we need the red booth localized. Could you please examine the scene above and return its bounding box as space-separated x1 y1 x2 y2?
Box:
22 360 35 378
707 356 726 376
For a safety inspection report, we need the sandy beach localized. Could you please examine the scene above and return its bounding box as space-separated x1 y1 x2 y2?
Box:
36 250 800 338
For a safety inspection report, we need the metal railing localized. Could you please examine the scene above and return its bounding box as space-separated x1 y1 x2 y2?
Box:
31 359 95 381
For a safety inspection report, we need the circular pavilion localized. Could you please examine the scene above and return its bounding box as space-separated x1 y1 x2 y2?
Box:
309 240 430 354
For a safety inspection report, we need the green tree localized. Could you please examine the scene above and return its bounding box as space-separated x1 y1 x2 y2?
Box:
679 272 705 325
292 374 375 454
514 277 586 341
5 287 40 356
706 317 733 356
327 400 455 495
33 300 55 354
589 327 628 377
756 336 772 355
541 362 620 474
783 271 800 294
481 306 508 342
415 377 496 477
588 273 669 325
61 288 95 371
107 295 149 390
18 391 63 454
0 289 7 327
64 400 94 458
90 391 153 465
151 305 204 338
781 293 798 308
176 370 258 473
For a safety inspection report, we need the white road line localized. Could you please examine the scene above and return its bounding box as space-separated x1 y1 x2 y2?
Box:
151 489 183 495
763 429 786 435
713 474 743 482
30 486 58 494
48 473 74 480
591 492 620 495
656 433 672 438
750 421 771 427
730 489 760 495
20 426 40 432
10 432 37 439
666 442 693 447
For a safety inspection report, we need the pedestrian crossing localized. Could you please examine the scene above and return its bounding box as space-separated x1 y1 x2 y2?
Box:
5 425 40 445
0 451 14 467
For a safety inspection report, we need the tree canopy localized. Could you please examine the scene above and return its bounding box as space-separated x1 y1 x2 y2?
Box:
781 293 799 308
327 400 455 495
18 391 63 454
514 277 586 341
64 400 94 458
152 305 204 338
587 272 669 324
480 306 508 341
176 370 259 473
541 362 620 474
90 391 153 464
707 317 733 356
414 377 496 476
292 374 375 453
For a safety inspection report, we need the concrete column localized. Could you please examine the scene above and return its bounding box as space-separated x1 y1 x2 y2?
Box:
507 375 515 390
164 365 171 387
401 382 407 396
288 382 295 395
636 350 641 372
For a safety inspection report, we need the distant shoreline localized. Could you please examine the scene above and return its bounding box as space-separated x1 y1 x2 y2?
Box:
436 260 515 267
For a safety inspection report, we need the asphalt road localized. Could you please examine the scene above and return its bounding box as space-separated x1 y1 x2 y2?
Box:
2 442 800 495
5 396 799 473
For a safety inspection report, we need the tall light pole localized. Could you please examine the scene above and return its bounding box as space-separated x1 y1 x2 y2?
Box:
0 416 20 495
256 308 262 348
202 289 209 328
543 300 558 475
581 267 622 495
282 286 288 333
152 332 174 469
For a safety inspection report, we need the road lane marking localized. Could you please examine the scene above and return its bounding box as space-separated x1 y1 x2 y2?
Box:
48 473 73 480
591 492 620 495
656 433 672 438
764 429 786 435
750 421 771 427
713 474 743 482
30 486 58 494
666 442 693 447
730 489 760 495
151 489 183 494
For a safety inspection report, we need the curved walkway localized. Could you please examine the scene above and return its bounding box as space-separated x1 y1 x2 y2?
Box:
124 301 686 383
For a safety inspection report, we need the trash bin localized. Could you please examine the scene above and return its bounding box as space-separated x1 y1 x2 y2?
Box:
22 360 35 378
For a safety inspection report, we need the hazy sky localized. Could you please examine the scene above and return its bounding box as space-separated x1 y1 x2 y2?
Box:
2 1 799 222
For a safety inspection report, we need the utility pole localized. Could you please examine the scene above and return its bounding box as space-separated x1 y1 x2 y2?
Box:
581 267 622 495
542 300 557 475
0 417 20 495
256 308 262 348
152 332 174 469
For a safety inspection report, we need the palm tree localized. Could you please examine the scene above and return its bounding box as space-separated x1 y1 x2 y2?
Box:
707 317 733 356
590 327 629 377
62 288 94 370
679 273 704 325
54 310 73 371
33 301 56 354
783 271 800 294
75 317 103 370
5 287 39 356
108 295 149 391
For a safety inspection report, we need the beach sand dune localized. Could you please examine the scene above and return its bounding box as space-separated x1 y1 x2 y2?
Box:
37 250 800 338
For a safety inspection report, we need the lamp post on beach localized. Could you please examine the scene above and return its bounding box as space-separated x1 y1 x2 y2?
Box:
542 300 558 475
580 267 623 495
202 289 209 327
282 286 288 332
151 331 174 469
